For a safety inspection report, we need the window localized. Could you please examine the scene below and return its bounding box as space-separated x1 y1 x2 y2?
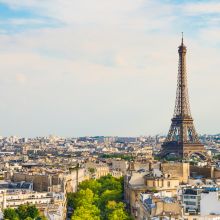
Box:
167 181 170 187
190 196 196 199
185 201 189 205
184 196 188 199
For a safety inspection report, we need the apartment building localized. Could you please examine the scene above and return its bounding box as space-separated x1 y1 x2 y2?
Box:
112 160 128 173
138 192 183 220
0 180 67 219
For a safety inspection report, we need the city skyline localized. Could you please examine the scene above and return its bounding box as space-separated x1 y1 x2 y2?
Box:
0 0 220 137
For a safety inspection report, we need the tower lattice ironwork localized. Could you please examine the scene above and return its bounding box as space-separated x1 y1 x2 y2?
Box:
160 34 209 159
165 35 201 144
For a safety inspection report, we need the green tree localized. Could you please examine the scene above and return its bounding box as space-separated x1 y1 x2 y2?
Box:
74 188 100 207
78 179 102 195
16 204 28 219
151 187 156 192
71 205 101 220
69 173 133 220
24 217 33 220
107 209 133 220
103 201 125 219
27 205 39 219
3 208 19 220
118 176 124 192
98 175 122 195
89 168 95 173
100 190 122 210
67 192 77 208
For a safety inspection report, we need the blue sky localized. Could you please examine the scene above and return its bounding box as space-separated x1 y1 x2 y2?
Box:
0 0 220 138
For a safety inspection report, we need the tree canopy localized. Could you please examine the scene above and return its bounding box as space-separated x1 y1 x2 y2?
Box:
69 174 133 220
3 204 39 220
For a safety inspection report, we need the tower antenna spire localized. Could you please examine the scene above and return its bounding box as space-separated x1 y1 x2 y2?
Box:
182 32 183 44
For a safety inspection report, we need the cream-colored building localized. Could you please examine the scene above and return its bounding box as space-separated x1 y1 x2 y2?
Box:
124 172 149 219
124 163 185 219
143 174 179 195
112 160 128 173
109 170 123 178
94 164 109 179
87 161 121 179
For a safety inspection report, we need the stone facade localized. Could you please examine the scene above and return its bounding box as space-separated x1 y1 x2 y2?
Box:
161 162 190 183
12 168 85 193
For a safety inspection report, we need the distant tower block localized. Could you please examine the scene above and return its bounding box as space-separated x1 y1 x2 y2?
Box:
160 34 209 159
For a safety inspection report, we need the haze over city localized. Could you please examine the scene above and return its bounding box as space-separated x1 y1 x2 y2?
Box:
0 0 220 137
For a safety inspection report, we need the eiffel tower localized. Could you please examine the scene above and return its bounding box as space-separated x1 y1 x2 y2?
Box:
160 34 209 159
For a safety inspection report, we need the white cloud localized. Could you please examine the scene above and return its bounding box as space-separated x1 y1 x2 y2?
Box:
9 18 45 25
200 27 220 45
184 2 220 14
0 0 175 27
0 29 7 33
16 74 26 83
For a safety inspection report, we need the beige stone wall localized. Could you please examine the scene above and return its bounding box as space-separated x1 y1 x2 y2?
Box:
161 163 189 183
214 171 220 178
154 201 163 215
12 169 86 193
129 187 143 219
112 160 127 173
12 173 54 192
163 201 180 212
71 170 78 192
13 173 45 191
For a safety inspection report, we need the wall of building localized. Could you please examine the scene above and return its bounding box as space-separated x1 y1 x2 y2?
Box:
12 169 85 193
144 177 179 195
214 171 220 178
124 173 146 219
12 173 51 192
112 160 128 173
201 192 220 216
161 163 189 183
190 166 214 178
129 162 150 172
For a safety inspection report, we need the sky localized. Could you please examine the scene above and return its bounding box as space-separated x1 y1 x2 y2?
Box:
0 0 220 138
